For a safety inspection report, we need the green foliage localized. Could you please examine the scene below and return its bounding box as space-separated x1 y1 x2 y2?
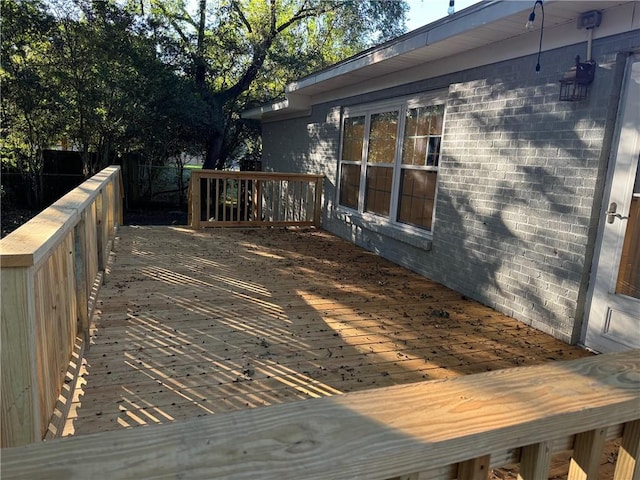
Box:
1 0 407 206
146 0 407 168
1 0 65 206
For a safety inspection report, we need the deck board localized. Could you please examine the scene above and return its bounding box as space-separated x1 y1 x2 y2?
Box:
62 226 593 439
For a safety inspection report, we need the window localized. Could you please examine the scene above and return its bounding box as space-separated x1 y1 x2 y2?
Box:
338 96 445 232
398 105 443 230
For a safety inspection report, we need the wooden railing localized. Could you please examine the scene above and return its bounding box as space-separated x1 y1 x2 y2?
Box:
0 166 122 448
188 170 324 228
2 350 638 479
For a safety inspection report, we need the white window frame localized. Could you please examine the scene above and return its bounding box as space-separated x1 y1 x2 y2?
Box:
337 91 447 236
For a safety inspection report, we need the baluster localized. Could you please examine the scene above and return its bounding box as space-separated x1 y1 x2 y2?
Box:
457 454 491 480
614 420 640 480
518 441 552 480
568 428 607 480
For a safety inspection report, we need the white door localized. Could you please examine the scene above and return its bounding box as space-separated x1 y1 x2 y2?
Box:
584 54 640 353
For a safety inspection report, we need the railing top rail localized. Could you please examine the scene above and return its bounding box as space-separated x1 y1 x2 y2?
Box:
2 350 638 479
190 169 324 180
0 166 121 268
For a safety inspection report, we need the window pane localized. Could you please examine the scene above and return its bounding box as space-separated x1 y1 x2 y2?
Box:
339 163 361 209
365 166 393 216
403 105 444 166
428 106 444 134
342 116 365 162
427 136 441 167
368 111 399 164
397 169 437 230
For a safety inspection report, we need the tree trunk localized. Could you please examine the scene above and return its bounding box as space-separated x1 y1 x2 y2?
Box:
203 129 224 170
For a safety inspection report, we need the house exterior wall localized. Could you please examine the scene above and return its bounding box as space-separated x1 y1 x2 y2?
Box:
261 31 638 344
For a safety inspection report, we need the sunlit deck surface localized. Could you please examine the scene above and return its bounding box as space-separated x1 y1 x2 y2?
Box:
64 226 593 439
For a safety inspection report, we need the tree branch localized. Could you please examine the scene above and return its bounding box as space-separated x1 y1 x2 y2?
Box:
276 2 341 34
231 0 252 34
151 0 191 46
221 1 343 103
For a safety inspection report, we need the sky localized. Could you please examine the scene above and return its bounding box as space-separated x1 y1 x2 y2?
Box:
405 0 483 30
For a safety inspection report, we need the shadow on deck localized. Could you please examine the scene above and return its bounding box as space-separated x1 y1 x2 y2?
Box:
62 226 593 437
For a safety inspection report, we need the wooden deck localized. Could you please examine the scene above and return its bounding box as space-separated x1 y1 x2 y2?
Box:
60 226 593 439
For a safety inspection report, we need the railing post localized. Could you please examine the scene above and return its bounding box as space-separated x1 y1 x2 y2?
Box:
117 169 124 226
190 172 201 229
314 175 323 227
613 420 640 480
73 214 89 347
96 190 106 271
255 179 262 221
0 266 41 447
187 181 192 226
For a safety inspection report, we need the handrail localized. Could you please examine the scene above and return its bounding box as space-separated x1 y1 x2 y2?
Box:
0 166 123 448
188 170 324 228
2 350 638 479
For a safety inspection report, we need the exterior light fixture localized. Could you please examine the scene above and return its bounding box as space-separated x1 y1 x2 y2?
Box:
448 0 455 15
558 10 601 101
559 56 596 101
525 0 544 71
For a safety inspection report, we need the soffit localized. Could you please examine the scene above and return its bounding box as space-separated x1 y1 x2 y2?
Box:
288 0 633 97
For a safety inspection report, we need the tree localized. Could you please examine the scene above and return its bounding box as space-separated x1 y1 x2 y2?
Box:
2 0 407 211
146 0 407 169
1 0 66 207
48 0 198 175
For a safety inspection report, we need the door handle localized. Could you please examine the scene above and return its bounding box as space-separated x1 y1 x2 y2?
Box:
607 202 618 223
606 202 628 223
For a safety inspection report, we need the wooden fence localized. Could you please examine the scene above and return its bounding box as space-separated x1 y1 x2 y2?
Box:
2 350 639 479
188 170 324 228
0 166 122 448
